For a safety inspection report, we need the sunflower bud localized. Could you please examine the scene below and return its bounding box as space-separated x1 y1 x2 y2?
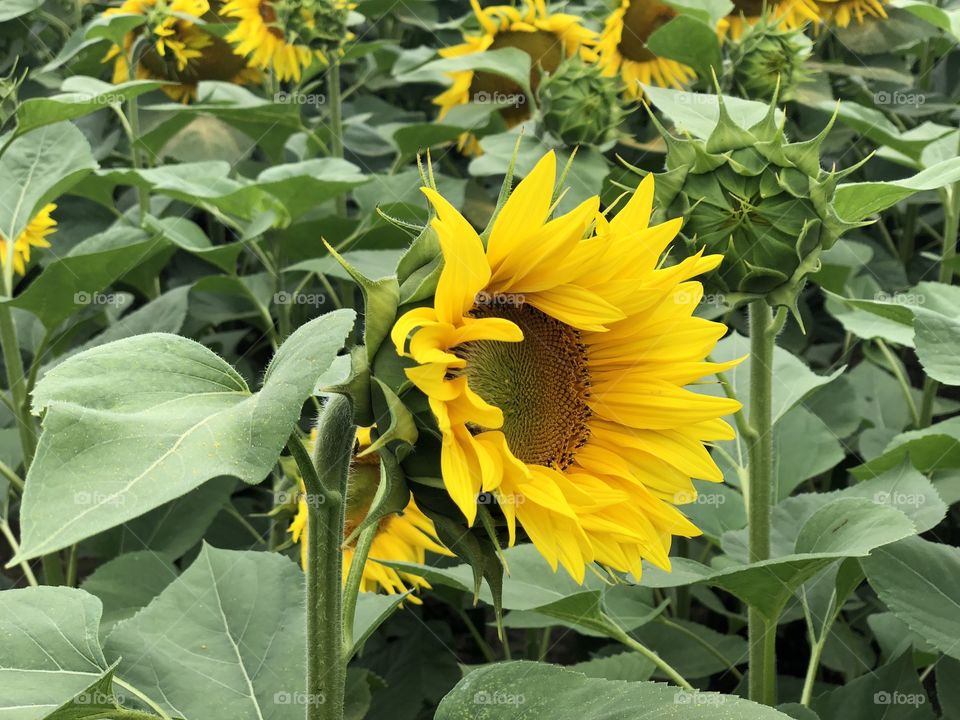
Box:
538 56 625 146
0 63 25 130
647 95 861 312
729 18 812 101
280 0 350 54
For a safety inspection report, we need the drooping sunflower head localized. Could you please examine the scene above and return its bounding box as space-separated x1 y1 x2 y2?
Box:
434 0 598 130
718 0 793 40
103 0 259 102
288 427 449 600
1 204 56 277
597 0 696 99
221 0 351 83
391 152 742 582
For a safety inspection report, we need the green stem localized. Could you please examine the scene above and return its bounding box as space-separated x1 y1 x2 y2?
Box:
293 396 355 720
327 59 347 217
456 606 498 663
918 183 960 427
604 617 694 691
0 517 38 586
112 678 172 720
799 591 840 706
747 301 776 705
0 305 34 469
876 339 919 427
341 522 377 659
65 543 79 587
658 617 744 681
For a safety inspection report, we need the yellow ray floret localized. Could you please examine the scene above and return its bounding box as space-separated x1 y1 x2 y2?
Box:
392 152 742 583
0 204 57 277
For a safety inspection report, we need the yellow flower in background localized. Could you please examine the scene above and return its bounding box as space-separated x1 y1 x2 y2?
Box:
789 0 888 27
103 0 259 102
289 427 450 601
392 152 741 583
434 0 598 143
1 204 56 276
221 0 352 83
718 0 794 39
597 0 695 98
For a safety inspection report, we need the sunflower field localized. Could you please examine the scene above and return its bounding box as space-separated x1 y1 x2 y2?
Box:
2 0 960 718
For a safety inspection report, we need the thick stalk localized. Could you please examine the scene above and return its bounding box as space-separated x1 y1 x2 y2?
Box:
747 301 776 705
292 396 354 720
918 183 960 427
327 59 347 217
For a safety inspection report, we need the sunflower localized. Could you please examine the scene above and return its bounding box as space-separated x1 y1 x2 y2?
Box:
1 204 56 277
434 0 598 135
788 0 887 27
718 0 794 39
597 0 696 99
288 427 450 600
391 152 742 582
103 0 259 102
221 0 351 83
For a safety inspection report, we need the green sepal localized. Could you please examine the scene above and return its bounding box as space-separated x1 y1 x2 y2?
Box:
316 346 373 427
324 241 399 363
359 377 418 458
396 224 442 304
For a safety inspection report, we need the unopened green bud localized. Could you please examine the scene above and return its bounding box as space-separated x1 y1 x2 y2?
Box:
730 18 812 102
538 56 625 147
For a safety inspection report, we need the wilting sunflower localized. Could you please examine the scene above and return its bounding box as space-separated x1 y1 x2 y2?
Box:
597 0 695 98
221 0 351 83
103 0 259 102
1 204 56 277
392 152 741 582
434 0 598 135
288 427 449 600
788 0 887 27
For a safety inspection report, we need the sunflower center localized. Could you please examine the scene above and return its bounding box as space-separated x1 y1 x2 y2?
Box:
619 0 676 63
731 0 768 14
458 298 591 469
469 30 563 125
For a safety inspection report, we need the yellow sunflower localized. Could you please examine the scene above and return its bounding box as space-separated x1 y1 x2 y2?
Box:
434 0 598 138
1 204 56 277
788 0 887 27
288 427 450 600
597 0 696 99
221 0 351 83
718 0 795 39
104 0 259 102
391 152 741 582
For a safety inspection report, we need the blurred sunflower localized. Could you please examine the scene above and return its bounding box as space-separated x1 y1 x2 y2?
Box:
789 0 888 27
718 0 794 39
597 0 695 98
221 0 351 83
392 152 741 582
1 204 56 277
434 0 597 146
103 0 259 102
289 427 450 601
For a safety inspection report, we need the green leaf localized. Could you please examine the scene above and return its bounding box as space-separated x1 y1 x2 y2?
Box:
80 551 177 637
774 406 845 500
254 159 370 219
834 158 960 222
570 652 655 682
11 310 354 562
896 0 960 39
853 416 960 477
811 652 933 720
397 47 532 98
144 216 246 273
642 85 784 140
351 592 407 656
0 0 42 22
15 78 165 137
0 122 97 245
863 537 960 661
646 14 721 79
436 661 795 719
0 586 110 720
104 545 306 720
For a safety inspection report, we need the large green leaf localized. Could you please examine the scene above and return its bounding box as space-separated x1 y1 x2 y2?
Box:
853 416 960 476
397 47 532 98
811 652 934 720
863 537 960 661
834 158 960 222
104 545 305 720
11 309 354 562
642 85 784 139
0 587 110 720
435 662 794 719
0 0 42 22
80 551 177 637
0 122 97 245
647 14 721 79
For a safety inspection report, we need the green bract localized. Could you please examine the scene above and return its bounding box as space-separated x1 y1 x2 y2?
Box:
538 56 625 147
648 95 862 312
730 19 812 102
